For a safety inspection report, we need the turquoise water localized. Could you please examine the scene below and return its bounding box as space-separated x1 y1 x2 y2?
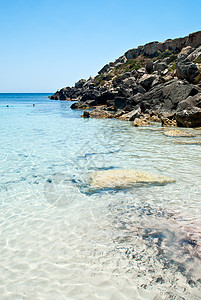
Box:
0 94 201 299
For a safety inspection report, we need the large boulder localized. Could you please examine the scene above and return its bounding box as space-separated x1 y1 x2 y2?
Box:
122 76 136 85
70 99 97 109
162 79 199 112
153 61 168 72
176 93 201 127
186 31 201 48
143 42 158 57
125 47 143 59
97 90 118 103
176 58 200 83
145 60 153 73
112 73 132 87
133 79 199 115
81 89 101 102
178 46 194 59
75 79 86 88
162 79 199 107
138 74 160 91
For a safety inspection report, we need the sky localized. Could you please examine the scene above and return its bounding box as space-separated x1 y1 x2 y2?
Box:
0 0 201 93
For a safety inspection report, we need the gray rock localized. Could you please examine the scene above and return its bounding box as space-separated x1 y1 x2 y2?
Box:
75 79 86 88
178 46 194 59
162 69 169 76
112 73 132 87
131 69 138 77
125 47 142 59
98 90 118 103
114 97 127 110
186 31 201 48
137 67 147 77
114 62 123 68
187 45 201 62
153 61 168 72
70 99 97 109
176 58 200 83
143 42 158 57
145 60 153 73
81 89 101 102
138 74 160 91
136 79 199 114
98 64 110 74
90 107 113 118
176 93 201 127
119 72 132 80
122 77 136 87
115 55 127 64
119 107 141 121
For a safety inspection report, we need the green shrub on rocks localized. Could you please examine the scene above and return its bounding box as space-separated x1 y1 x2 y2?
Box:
114 59 143 75
94 74 105 86
168 64 176 72
124 59 142 71
194 72 201 83
195 56 201 64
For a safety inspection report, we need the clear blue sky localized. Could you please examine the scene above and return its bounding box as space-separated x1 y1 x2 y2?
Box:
0 0 200 92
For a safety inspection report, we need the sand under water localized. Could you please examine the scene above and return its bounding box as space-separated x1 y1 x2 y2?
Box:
0 94 201 299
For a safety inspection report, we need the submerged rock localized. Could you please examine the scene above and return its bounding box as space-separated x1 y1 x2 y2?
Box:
163 129 195 137
82 110 90 118
161 117 177 127
132 118 150 127
90 169 175 190
172 140 201 144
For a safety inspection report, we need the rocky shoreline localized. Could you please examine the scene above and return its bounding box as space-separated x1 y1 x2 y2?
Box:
50 31 201 128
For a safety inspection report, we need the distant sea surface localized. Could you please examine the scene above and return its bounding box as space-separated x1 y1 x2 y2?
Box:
0 93 201 299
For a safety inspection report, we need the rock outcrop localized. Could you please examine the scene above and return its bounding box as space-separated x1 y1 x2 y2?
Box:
50 31 201 127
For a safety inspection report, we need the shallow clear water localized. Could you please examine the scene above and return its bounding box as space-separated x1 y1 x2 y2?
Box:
0 94 201 299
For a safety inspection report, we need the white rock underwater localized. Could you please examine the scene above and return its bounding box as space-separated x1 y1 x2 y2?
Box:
90 169 176 190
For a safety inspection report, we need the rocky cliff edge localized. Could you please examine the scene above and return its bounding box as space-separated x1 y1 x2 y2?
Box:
50 31 201 127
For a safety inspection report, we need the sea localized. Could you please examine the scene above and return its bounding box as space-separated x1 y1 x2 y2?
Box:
0 93 201 299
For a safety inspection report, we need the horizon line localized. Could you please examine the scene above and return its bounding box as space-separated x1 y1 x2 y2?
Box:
0 92 54 94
